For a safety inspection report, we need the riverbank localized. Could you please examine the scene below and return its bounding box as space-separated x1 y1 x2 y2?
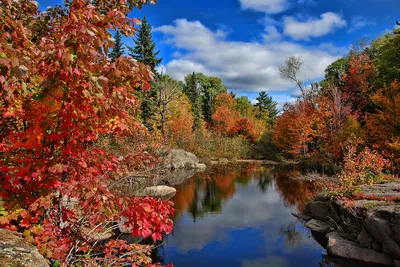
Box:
298 180 400 266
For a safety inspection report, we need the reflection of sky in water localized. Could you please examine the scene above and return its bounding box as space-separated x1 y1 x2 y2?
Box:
157 169 330 267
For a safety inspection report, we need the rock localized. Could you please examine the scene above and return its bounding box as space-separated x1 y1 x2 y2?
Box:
0 229 49 267
382 239 400 258
304 200 339 221
305 219 334 234
141 186 177 200
357 227 374 248
364 216 393 243
326 232 394 266
291 212 311 221
167 149 201 170
118 215 131 234
195 163 207 169
162 168 197 185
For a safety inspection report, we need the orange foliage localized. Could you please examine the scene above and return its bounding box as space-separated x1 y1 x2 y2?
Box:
273 100 320 158
341 53 376 116
167 92 194 147
366 80 400 168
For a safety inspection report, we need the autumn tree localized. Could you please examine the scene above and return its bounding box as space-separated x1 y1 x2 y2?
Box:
212 93 237 134
366 81 400 170
273 100 320 158
0 1 173 265
341 53 376 116
167 91 194 148
154 74 179 143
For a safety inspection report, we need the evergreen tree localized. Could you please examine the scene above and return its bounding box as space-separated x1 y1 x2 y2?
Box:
127 16 162 131
184 72 202 129
255 91 278 124
196 74 227 124
109 30 125 61
127 16 162 70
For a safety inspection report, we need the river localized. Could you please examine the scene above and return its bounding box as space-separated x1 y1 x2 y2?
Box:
152 163 376 267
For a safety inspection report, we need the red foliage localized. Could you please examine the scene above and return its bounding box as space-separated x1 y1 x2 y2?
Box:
0 0 174 265
341 53 376 116
273 100 320 158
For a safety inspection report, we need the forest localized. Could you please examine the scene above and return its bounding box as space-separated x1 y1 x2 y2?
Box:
0 0 400 266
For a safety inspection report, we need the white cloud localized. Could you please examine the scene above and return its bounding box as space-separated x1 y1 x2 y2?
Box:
263 25 282 42
239 0 288 14
284 12 347 40
348 16 375 33
155 19 345 93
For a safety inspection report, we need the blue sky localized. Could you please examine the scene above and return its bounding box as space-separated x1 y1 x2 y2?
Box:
38 0 400 105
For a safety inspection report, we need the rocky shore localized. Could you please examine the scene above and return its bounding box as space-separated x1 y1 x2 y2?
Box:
296 180 400 266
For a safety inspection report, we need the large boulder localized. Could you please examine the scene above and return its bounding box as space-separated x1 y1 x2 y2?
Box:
162 168 197 186
0 229 49 267
326 232 394 266
303 200 339 222
305 219 334 234
166 149 205 170
141 185 177 201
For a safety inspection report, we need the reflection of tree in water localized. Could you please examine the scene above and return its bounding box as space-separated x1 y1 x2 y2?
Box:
187 167 238 221
173 164 307 222
254 167 273 192
273 170 319 212
279 223 302 248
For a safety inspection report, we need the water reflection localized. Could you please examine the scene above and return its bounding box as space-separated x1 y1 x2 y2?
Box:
157 164 330 267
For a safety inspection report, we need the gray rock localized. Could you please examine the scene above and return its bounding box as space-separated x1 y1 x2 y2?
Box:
162 168 197 185
304 201 339 221
327 232 394 266
195 163 207 169
364 216 393 243
118 215 131 234
305 219 334 234
167 149 200 169
0 229 49 267
357 227 374 248
382 239 400 258
291 212 311 221
141 186 177 200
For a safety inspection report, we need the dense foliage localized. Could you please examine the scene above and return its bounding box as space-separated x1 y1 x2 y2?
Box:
273 26 400 192
0 0 174 266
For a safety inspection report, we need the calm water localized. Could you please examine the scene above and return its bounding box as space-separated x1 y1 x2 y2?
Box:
153 164 344 267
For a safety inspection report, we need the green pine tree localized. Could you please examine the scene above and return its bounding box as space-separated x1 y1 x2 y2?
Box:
109 30 125 61
127 16 162 71
255 91 278 124
128 16 162 131
184 72 202 130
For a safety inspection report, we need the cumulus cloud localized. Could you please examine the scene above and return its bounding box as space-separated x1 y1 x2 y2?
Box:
263 25 282 42
239 0 288 14
284 12 347 40
155 19 344 93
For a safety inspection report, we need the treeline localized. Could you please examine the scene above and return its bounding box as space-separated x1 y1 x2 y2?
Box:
111 17 278 159
273 27 400 173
